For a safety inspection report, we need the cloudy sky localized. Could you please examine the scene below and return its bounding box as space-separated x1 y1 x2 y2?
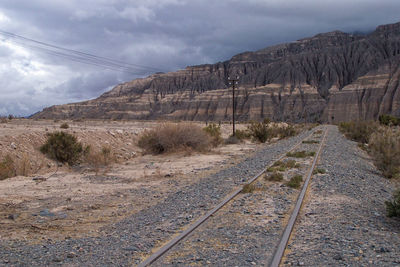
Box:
0 0 399 116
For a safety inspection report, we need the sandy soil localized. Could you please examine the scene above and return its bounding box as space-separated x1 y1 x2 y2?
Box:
0 119 258 243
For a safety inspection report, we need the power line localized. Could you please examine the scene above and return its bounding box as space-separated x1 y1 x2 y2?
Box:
0 29 165 75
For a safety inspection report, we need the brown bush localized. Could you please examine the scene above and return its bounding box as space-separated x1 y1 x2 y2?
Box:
339 121 378 144
138 123 211 154
369 128 400 179
60 122 69 129
0 155 16 180
203 123 223 146
84 146 116 173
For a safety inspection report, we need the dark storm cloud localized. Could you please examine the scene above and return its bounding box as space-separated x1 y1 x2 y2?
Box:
0 0 399 116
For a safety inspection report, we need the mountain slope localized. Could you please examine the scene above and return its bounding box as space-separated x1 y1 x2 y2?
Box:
33 22 400 122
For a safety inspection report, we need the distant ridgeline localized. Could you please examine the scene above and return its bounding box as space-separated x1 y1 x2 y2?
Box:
32 22 400 123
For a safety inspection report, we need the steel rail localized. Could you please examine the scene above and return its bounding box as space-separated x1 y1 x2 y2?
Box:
137 128 323 267
270 128 328 267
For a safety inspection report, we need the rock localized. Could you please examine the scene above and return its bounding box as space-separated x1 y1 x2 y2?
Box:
116 130 123 134
10 142 16 149
39 209 55 217
8 214 19 220
32 22 400 123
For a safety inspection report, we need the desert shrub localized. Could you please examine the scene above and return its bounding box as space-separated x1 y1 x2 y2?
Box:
18 154 31 176
267 160 299 172
278 125 297 139
286 174 303 188
84 146 116 173
247 121 272 143
203 123 223 146
385 189 400 217
0 155 16 180
287 150 315 158
379 114 400 126
242 183 257 193
60 122 69 129
138 123 211 154
265 171 283 181
339 121 378 144
313 168 326 175
8 114 14 120
0 117 8 123
225 135 241 144
235 129 251 140
40 131 84 165
263 117 271 124
369 128 400 178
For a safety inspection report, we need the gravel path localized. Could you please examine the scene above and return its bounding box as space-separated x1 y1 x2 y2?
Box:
0 129 314 266
152 131 324 266
283 125 400 266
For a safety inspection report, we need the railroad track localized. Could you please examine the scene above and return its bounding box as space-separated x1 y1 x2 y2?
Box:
137 127 328 267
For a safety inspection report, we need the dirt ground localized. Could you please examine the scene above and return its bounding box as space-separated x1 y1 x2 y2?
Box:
0 119 259 243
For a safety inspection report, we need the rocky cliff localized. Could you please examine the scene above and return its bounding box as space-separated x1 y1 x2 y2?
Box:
32 22 400 123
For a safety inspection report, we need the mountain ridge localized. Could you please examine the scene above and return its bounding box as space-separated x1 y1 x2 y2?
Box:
32 22 400 122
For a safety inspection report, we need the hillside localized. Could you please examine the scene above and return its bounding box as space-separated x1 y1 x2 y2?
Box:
32 22 400 122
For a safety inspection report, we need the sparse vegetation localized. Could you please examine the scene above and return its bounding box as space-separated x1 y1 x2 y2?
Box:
60 122 69 129
203 123 223 146
302 140 320 144
339 121 378 144
278 124 297 138
40 131 84 165
313 168 326 175
385 189 400 217
314 130 323 135
286 174 303 188
242 183 257 193
138 123 211 154
0 117 8 123
0 155 16 180
84 146 116 173
379 114 400 126
225 135 241 144
246 121 298 143
267 160 300 172
369 128 400 179
265 171 283 182
247 121 271 143
287 150 315 158
235 129 251 140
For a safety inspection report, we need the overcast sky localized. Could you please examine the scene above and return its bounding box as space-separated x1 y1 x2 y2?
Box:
0 0 399 116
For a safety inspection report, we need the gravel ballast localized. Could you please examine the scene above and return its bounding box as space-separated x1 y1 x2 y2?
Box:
0 128 314 266
283 126 400 266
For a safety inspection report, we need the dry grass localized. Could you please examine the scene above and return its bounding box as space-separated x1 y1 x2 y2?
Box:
138 123 211 154
286 150 315 158
60 122 69 129
241 183 257 193
0 155 16 180
369 128 400 179
313 168 326 175
339 121 379 144
265 171 284 182
203 123 223 146
84 146 116 174
385 189 400 217
286 174 303 188
267 160 300 172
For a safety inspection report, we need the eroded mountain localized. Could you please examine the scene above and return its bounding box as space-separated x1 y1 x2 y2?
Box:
32 22 400 122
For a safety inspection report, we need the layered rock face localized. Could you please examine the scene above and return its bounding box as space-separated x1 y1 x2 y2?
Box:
33 22 400 122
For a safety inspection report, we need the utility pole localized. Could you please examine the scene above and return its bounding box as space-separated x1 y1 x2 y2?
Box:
228 76 239 136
